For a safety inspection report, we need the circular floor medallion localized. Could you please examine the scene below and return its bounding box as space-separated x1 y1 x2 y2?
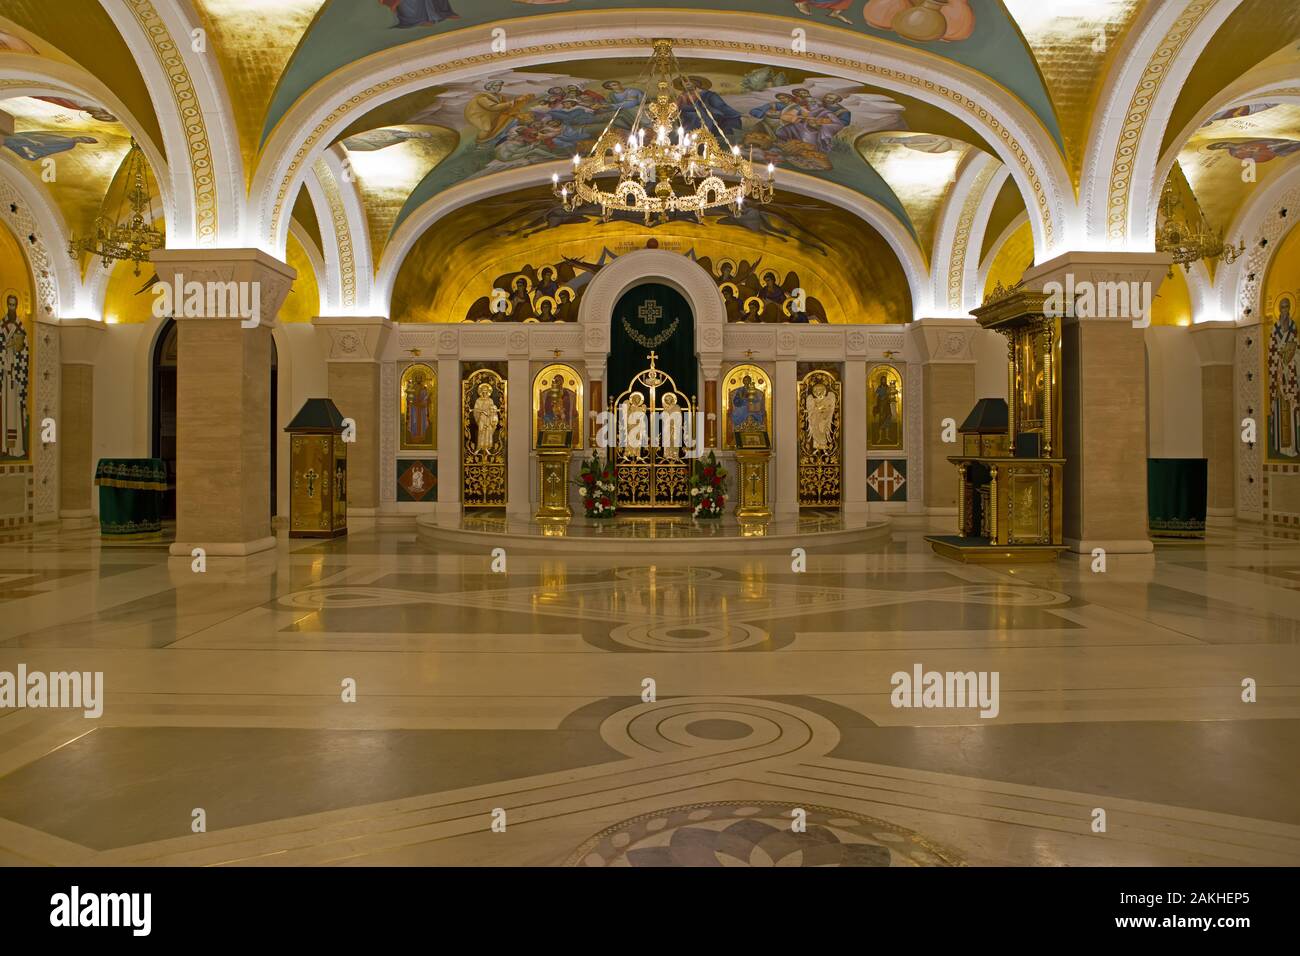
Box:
567 801 963 867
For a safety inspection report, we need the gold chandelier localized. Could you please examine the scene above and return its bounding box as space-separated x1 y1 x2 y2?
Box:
552 39 774 224
68 138 164 276
1155 178 1242 277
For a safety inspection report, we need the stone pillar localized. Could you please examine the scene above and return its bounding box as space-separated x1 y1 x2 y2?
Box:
506 356 531 518
774 358 798 517
58 319 103 527
1189 321 1236 518
153 249 295 557
842 359 867 516
907 319 978 514
436 356 460 517
314 317 392 517
1023 251 1169 555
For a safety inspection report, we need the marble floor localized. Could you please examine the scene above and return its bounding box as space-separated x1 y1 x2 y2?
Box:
0 519 1297 867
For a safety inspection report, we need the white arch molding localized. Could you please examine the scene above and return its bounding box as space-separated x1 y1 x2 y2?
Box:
576 249 725 382
250 14 1073 261
0 158 81 318
0 56 175 238
376 163 932 322
1080 0 1243 248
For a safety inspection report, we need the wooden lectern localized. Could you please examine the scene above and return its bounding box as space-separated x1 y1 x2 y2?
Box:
927 283 1066 563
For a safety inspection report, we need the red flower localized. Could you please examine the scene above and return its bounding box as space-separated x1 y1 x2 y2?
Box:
602 471 610 480
601 496 611 507
583 472 595 484
703 466 715 478
584 498 594 510
712 476 720 486
703 497 713 509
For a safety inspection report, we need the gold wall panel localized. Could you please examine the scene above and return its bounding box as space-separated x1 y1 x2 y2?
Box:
867 363 903 451
532 363 582 451
722 364 771 451
797 368 842 508
399 362 436 451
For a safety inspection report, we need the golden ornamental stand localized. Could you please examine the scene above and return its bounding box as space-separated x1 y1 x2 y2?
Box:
535 424 573 520
733 419 772 519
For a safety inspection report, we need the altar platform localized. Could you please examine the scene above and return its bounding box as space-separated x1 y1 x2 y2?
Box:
416 510 893 556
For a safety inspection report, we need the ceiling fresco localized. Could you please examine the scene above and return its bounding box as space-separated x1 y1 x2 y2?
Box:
390 183 912 325
0 95 154 277
263 1 1062 153
360 57 998 260
339 123 459 258
1179 101 1300 238
1158 0 1300 158
0 5 164 157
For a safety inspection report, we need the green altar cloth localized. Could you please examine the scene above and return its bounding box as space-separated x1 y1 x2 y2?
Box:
95 458 168 538
1147 458 1207 538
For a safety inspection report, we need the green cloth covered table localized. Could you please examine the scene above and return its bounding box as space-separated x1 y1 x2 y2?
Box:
94 458 168 538
1147 458 1207 538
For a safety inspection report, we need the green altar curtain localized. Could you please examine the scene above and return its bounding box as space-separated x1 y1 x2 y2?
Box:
608 283 696 405
95 458 168 538
1147 458 1207 538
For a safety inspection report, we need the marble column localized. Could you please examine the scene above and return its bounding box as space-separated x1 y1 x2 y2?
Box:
314 317 392 517
1023 251 1169 555
773 358 798 517
506 357 531 518
906 319 978 514
58 319 103 528
436 357 461 517
842 360 867 517
153 249 295 557
1189 322 1237 519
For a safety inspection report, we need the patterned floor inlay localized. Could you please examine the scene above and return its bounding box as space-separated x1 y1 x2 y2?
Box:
567 802 962 867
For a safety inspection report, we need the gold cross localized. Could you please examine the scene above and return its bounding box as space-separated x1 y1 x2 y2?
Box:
646 350 658 366
638 300 663 325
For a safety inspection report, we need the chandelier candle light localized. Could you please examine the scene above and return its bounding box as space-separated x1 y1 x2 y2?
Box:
67 138 164 277
1155 178 1243 278
553 39 775 225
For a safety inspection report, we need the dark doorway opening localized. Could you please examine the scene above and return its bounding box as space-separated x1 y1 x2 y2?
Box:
151 322 279 521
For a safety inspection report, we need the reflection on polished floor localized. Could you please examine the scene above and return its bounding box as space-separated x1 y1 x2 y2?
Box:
0 522 1298 867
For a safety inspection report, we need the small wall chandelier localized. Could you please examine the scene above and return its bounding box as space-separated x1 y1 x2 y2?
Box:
1155 178 1243 277
552 39 774 225
68 138 164 276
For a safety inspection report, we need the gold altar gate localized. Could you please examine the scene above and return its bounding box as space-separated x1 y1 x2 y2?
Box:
612 354 693 509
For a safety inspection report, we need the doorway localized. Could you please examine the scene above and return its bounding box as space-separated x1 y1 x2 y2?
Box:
151 321 279 520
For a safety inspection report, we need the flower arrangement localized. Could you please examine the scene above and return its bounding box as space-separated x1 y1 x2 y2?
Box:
575 454 618 519
689 450 728 519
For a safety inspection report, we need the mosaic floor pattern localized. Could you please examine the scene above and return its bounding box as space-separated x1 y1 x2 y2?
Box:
0 521 1297 867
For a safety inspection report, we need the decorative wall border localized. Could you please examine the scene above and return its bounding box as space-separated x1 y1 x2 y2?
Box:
123 0 218 245
0 173 60 319
946 158 1001 311
315 159 357 309
1100 0 1222 245
34 321 59 521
